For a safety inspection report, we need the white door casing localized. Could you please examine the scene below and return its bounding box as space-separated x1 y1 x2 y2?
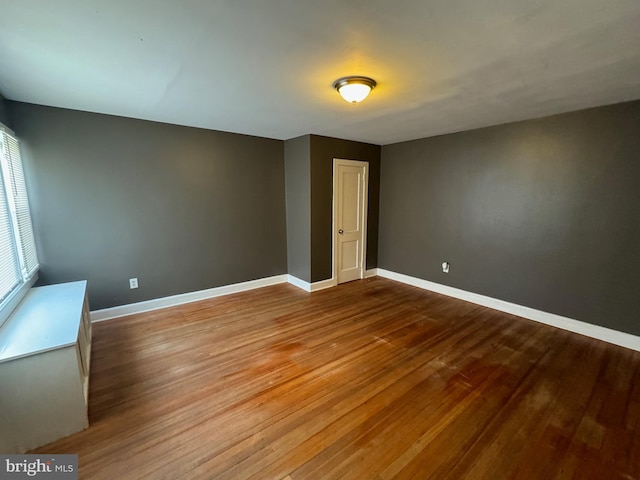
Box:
333 159 368 284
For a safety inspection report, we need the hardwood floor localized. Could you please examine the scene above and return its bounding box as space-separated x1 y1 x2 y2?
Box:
32 278 640 479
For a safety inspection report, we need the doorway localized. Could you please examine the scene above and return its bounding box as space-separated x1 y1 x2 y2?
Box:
333 159 369 284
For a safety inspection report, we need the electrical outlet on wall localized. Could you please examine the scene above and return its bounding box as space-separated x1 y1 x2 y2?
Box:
129 278 139 289
442 262 450 273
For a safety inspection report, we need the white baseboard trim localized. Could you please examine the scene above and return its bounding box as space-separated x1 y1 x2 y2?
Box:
91 274 288 322
376 268 640 352
287 275 337 292
288 269 376 292
288 269 379 292
287 275 312 292
311 277 337 292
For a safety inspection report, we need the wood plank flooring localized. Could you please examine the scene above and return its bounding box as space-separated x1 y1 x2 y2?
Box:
32 277 640 479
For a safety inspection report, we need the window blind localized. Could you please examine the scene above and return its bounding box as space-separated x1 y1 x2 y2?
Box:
0 125 39 322
0 155 22 304
3 133 39 277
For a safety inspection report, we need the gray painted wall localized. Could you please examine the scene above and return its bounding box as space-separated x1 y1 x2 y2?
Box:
284 135 311 283
379 100 640 336
0 93 11 128
310 135 381 282
10 102 287 310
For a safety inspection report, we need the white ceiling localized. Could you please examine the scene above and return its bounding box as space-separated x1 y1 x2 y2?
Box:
1 0 639 145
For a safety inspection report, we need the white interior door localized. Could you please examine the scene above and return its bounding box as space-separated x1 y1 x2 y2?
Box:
334 159 368 284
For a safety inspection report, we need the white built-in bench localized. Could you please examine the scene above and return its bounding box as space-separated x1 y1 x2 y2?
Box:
0 281 91 453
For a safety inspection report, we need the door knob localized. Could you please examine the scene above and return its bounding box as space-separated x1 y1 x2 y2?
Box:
338 229 344 234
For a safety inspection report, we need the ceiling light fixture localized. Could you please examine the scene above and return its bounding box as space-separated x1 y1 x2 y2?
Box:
333 76 377 104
